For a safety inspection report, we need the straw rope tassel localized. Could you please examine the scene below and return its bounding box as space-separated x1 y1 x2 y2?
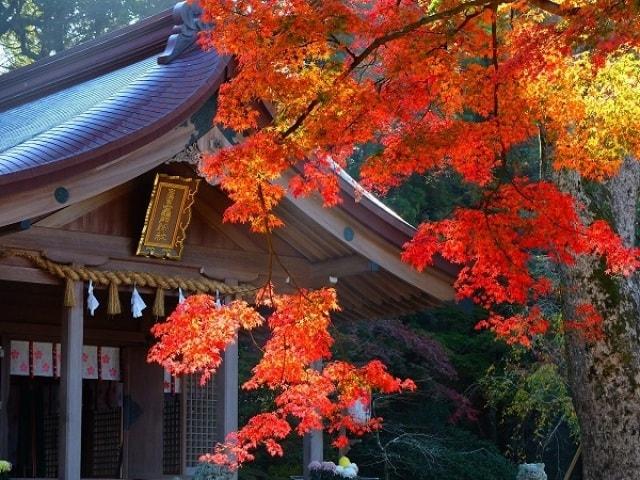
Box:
108 281 121 315
63 278 76 307
153 287 165 317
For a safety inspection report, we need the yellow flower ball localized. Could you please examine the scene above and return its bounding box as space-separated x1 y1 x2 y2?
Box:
338 456 351 467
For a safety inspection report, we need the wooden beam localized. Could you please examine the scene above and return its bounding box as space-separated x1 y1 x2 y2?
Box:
273 221 333 261
277 202 352 258
0 262 60 285
0 321 145 345
0 226 312 283
336 283 390 318
338 279 386 307
309 254 373 280
59 281 83 480
336 277 432 319
44 250 109 266
34 182 135 228
0 235 435 319
356 275 433 311
273 203 353 261
363 272 439 308
361 272 411 298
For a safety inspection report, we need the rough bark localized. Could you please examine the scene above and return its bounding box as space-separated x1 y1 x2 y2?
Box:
557 159 640 480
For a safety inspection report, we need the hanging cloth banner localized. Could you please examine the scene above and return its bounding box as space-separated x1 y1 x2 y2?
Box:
348 397 372 425
82 345 99 379
32 342 53 377
10 341 120 380
99 346 121 381
9 340 29 376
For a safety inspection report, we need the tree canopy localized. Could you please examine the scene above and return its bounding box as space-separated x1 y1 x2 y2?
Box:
146 1 640 478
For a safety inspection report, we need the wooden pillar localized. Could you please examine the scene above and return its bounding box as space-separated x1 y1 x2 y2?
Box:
59 281 84 480
0 336 9 460
213 340 239 480
303 430 324 478
215 289 239 479
303 360 323 479
220 342 238 439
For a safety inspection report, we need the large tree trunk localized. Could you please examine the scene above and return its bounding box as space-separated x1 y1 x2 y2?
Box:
558 159 640 480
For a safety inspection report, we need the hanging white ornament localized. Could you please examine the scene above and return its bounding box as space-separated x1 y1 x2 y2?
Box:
131 285 147 318
348 398 371 425
178 287 186 304
87 280 100 316
215 289 222 309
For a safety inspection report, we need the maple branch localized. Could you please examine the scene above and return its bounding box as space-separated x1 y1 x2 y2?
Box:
254 185 294 386
283 98 321 138
491 7 499 118
329 33 357 60
490 4 508 167
482 210 520 271
257 186 295 284
248 331 266 355
255 183 318 306
527 0 579 16
281 0 494 139
350 0 497 72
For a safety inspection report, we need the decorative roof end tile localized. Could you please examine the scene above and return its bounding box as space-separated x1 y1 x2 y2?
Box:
158 1 207 65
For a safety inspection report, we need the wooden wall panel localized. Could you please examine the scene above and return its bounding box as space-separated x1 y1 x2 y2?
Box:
62 178 148 238
185 210 241 250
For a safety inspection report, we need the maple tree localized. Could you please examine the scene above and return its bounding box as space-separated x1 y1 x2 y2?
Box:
149 286 415 467
149 0 640 478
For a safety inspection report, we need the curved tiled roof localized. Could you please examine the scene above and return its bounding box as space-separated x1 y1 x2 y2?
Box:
0 6 230 193
0 45 229 191
0 57 157 154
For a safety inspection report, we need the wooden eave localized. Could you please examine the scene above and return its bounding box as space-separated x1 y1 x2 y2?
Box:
0 169 446 321
334 171 458 277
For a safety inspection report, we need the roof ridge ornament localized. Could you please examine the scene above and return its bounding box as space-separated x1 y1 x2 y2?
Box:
158 1 207 64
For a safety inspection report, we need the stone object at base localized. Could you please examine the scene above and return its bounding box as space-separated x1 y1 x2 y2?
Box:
516 463 547 480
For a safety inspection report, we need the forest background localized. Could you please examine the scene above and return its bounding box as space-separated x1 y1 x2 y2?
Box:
0 2 581 479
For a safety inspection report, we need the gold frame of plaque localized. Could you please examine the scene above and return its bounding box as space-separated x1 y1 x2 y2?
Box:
136 174 200 260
